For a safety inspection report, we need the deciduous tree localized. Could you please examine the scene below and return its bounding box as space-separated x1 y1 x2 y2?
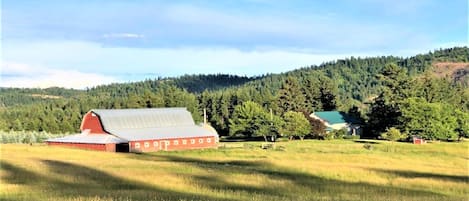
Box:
281 111 311 140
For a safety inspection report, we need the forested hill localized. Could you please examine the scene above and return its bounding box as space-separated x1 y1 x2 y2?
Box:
242 47 468 104
1 47 468 136
0 87 85 107
89 74 258 96
0 74 257 107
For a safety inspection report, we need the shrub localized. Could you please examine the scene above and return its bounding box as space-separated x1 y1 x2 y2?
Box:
323 133 335 140
0 130 68 144
344 135 360 140
332 128 348 139
381 127 406 142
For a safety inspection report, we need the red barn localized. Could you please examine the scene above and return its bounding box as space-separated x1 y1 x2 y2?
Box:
46 108 219 152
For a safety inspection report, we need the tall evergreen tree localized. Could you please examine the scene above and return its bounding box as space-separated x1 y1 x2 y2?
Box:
277 76 307 113
302 76 322 112
318 76 338 111
367 63 412 136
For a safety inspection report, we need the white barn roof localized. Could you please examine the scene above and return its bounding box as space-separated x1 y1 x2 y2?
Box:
92 108 196 130
47 108 218 144
93 108 218 141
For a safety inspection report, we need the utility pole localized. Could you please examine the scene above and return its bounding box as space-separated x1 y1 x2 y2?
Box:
270 108 274 143
203 108 207 126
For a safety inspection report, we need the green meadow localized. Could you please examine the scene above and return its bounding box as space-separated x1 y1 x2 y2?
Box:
1 140 468 201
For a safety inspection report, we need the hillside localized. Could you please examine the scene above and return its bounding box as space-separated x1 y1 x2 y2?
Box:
0 47 468 135
0 74 255 108
431 62 469 87
0 87 84 107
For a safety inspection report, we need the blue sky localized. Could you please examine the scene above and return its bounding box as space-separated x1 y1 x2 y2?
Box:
1 0 467 89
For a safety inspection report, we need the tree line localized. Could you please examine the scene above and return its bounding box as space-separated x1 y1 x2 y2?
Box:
0 47 467 141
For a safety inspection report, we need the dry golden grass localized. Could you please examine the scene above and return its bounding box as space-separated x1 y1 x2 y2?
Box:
1 140 468 201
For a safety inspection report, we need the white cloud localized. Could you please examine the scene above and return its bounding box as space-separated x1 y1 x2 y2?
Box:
103 33 144 39
2 39 461 89
3 40 381 78
1 62 118 89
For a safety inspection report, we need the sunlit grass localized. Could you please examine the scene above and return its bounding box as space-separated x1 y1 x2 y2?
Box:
1 140 468 201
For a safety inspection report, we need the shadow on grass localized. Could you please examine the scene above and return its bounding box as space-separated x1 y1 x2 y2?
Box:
220 136 267 142
129 154 454 201
353 140 381 144
1 160 236 201
3 155 463 201
369 168 469 183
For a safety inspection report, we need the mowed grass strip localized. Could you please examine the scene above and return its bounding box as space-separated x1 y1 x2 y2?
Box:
1 140 468 201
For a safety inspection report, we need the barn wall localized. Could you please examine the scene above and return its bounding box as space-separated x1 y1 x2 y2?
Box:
129 136 218 152
80 112 106 134
105 143 117 152
47 142 114 151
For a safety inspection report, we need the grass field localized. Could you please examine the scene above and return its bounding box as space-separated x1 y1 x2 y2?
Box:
1 140 468 201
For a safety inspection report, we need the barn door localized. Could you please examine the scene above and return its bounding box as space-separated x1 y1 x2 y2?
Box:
116 143 129 152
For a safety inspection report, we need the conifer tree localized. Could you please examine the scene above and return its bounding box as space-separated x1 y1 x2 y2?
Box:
277 76 307 113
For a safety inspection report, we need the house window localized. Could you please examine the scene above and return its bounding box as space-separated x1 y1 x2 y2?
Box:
199 138 204 144
144 142 150 148
153 141 158 147
135 142 140 149
182 139 187 145
190 139 195 144
207 138 211 143
173 140 179 145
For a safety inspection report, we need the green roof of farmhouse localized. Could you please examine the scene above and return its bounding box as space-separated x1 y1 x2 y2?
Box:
313 111 361 125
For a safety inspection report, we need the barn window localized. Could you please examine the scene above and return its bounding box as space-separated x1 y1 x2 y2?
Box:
199 138 204 144
165 141 170 146
182 139 187 145
135 142 140 149
144 142 150 148
190 139 195 144
207 138 211 143
153 141 158 147
173 140 179 145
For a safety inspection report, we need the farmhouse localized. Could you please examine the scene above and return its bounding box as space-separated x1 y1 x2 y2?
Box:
46 108 219 152
310 111 362 135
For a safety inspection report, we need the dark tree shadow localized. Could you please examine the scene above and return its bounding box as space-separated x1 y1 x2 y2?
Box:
220 136 267 142
369 168 469 183
128 154 456 201
1 160 237 201
353 140 381 144
3 155 465 201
